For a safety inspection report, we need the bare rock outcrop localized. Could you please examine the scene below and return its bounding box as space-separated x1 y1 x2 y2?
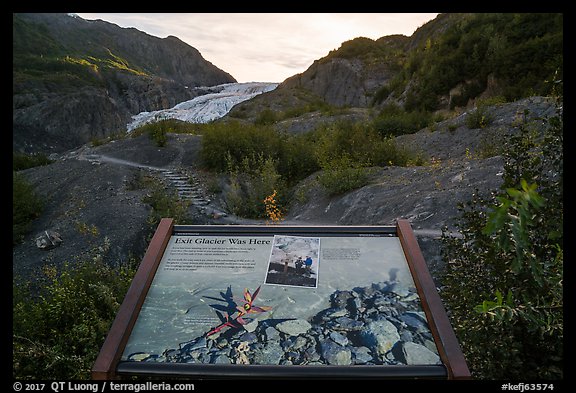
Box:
281 53 401 108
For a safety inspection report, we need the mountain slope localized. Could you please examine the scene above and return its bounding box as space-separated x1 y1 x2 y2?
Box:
13 13 236 153
227 13 562 124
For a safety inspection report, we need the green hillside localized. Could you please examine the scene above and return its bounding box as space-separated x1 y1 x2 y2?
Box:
13 14 147 93
228 13 562 130
389 13 562 110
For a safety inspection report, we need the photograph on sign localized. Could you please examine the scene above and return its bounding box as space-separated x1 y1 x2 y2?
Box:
121 233 442 367
265 235 320 288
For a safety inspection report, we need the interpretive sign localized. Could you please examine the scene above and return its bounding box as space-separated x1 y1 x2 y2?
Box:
92 219 470 379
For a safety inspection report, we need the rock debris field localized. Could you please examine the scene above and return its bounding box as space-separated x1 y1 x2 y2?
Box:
127 280 440 367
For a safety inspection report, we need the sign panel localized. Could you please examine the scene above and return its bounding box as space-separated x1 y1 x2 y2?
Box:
92 220 470 379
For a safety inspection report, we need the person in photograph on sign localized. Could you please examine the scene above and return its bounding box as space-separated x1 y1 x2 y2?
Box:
304 256 313 275
295 256 304 272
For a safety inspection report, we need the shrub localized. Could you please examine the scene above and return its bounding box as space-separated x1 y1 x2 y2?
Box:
254 108 278 125
440 94 563 379
477 128 505 158
141 174 192 227
128 170 192 226
313 120 419 168
465 106 493 129
317 154 370 196
200 121 281 173
13 172 43 245
224 154 285 219
476 95 507 107
148 125 167 147
275 133 319 185
371 136 423 167
13 152 52 171
263 189 284 224
130 119 193 147
199 119 425 215
371 85 391 106
372 105 433 136
13 256 137 379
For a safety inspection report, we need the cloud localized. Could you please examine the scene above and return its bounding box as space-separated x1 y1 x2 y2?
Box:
77 13 438 82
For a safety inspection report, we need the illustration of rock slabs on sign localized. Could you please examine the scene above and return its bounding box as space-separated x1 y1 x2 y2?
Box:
127 281 441 366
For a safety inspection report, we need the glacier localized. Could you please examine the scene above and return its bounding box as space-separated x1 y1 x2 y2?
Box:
127 82 278 131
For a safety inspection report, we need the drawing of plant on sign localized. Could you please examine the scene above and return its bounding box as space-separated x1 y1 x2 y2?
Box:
206 285 272 337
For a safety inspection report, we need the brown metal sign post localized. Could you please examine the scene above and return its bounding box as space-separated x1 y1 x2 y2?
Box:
92 219 470 379
396 220 470 379
92 218 174 379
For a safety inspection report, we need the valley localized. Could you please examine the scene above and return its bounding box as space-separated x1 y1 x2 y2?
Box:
12 12 563 380
12 95 556 283
12 11 562 288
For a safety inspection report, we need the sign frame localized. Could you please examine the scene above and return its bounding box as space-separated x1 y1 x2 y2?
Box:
92 218 470 379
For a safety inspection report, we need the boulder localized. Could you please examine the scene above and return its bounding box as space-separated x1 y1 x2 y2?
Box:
360 319 400 355
35 230 62 250
275 319 312 336
320 339 352 365
400 341 441 365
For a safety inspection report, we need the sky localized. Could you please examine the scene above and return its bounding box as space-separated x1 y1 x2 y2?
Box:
76 13 439 83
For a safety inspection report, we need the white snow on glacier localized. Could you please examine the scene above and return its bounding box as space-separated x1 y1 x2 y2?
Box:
127 82 278 131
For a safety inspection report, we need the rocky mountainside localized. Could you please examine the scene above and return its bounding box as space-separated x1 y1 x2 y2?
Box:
279 35 408 108
13 13 236 154
227 13 562 122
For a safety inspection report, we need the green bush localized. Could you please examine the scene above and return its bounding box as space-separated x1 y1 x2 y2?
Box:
371 85 391 106
200 121 281 173
199 119 424 217
13 173 43 245
224 154 285 219
130 119 198 147
13 256 137 379
312 121 413 195
317 154 370 195
275 133 319 185
254 108 279 125
476 95 507 107
13 152 53 171
314 120 418 168
279 99 337 119
127 170 192 227
313 121 374 167
465 106 493 129
140 175 192 227
477 128 505 158
148 125 167 147
440 94 563 379
372 105 433 136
